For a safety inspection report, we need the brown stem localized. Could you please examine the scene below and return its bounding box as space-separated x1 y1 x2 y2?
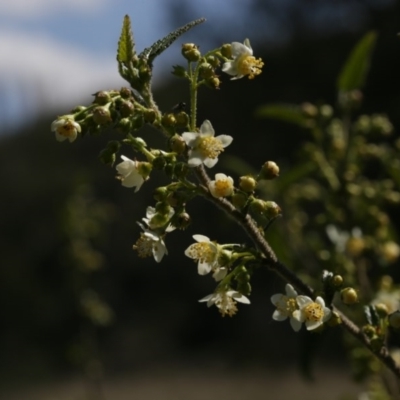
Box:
194 164 400 379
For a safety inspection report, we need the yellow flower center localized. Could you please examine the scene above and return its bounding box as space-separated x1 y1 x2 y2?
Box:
197 136 224 159
187 242 216 264
237 54 264 79
58 120 78 138
276 296 297 317
304 302 324 322
216 295 238 317
214 179 233 197
133 234 153 258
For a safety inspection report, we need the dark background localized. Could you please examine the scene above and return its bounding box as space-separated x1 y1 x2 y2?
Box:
1 0 400 397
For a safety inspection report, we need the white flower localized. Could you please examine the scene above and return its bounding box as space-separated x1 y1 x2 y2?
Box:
134 222 170 263
143 206 175 231
185 234 220 275
209 173 234 198
115 155 147 191
51 116 81 142
222 39 264 80
292 296 331 331
326 225 362 254
199 290 250 317
271 284 301 332
182 120 233 168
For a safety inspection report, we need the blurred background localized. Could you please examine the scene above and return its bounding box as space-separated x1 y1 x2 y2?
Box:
1 0 400 399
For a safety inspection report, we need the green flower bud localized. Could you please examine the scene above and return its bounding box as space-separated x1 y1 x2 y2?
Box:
319 104 333 119
206 55 220 68
260 161 279 180
119 100 135 117
98 148 116 166
341 287 358 305
153 186 168 202
70 105 87 114
173 162 189 179
137 162 152 179
92 106 112 125
206 76 221 89
152 156 167 170
331 275 344 288
169 135 186 155
199 62 215 79
155 202 172 216
174 212 191 229
181 43 201 61
93 91 111 105
120 87 132 99
248 198 266 214
162 113 176 128
172 65 187 78
231 192 248 210
131 114 144 130
263 201 281 219
220 44 232 58
239 176 257 193
144 109 156 123
175 111 190 128
362 324 376 339
116 118 132 134
374 303 389 318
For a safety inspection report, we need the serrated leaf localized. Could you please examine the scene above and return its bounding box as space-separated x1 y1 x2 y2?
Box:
255 103 313 128
337 31 377 92
140 18 205 66
117 15 136 64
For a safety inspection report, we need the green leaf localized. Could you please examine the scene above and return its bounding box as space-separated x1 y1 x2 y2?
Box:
337 31 377 92
255 103 313 128
140 18 205 66
117 15 135 64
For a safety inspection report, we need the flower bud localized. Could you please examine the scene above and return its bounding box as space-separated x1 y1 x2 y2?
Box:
206 77 221 89
301 102 318 118
319 104 333 119
172 65 187 78
346 237 365 257
199 62 215 79
220 44 232 58
181 43 201 61
131 115 144 130
327 311 342 327
175 111 190 128
207 55 220 68
169 134 186 154
93 91 111 105
92 106 112 125
374 303 389 318
119 100 135 117
362 324 376 339
162 113 176 128
263 201 281 219
174 212 191 229
144 109 156 123
153 186 168 202
120 87 132 99
260 161 280 180
239 176 257 193
331 274 343 288
341 287 358 305
116 118 132 134
231 192 248 210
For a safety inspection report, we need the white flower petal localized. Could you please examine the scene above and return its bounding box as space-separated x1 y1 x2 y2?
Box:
290 318 302 332
198 262 212 275
215 134 233 147
272 310 287 321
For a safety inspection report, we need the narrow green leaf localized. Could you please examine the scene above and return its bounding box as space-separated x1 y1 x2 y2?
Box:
337 31 377 92
255 103 313 128
140 18 206 66
117 15 135 63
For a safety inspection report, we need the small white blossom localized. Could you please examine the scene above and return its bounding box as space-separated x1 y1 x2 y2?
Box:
271 284 301 332
209 173 234 198
182 120 233 168
326 225 362 254
222 39 264 80
185 235 220 275
293 296 331 331
116 155 146 191
51 116 81 142
134 221 172 263
199 290 250 317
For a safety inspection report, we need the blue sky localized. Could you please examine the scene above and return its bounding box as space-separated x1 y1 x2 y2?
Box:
0 0 266 133
0 0 394 133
